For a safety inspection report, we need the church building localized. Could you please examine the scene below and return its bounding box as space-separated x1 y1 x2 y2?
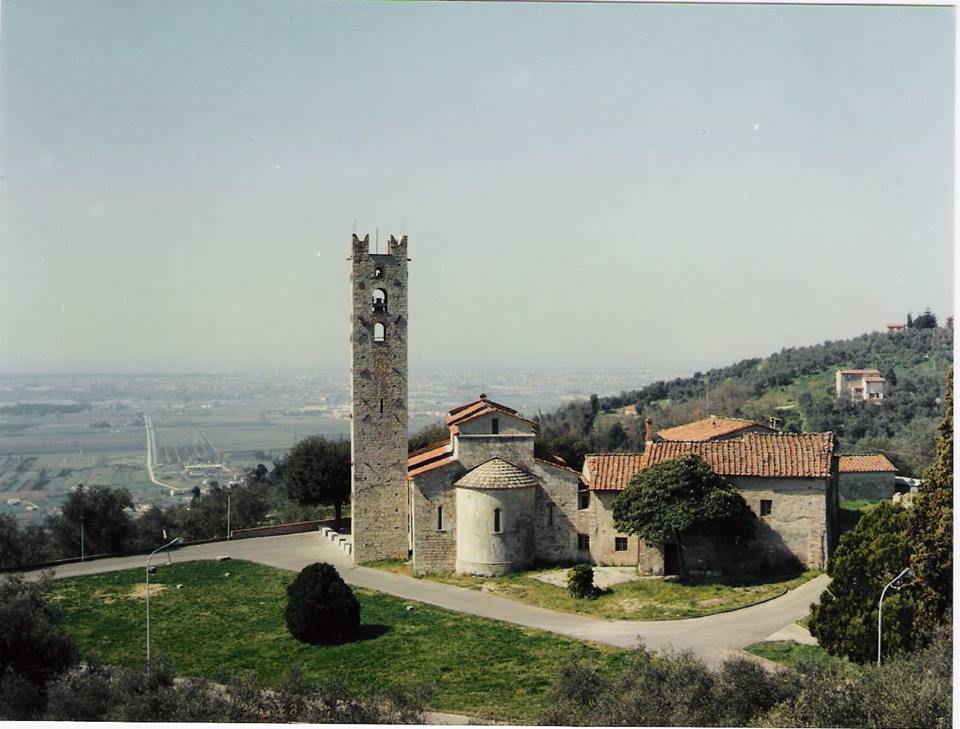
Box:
347 233 839 577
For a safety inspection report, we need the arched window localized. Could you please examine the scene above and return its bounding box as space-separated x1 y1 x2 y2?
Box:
373 266 383 278
493 508 502 533
372 288 387 312
373 322 386 342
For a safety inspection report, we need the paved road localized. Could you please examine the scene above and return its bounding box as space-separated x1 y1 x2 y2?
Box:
27 531 828 666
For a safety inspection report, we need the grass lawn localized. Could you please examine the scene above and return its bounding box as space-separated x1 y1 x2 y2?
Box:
367 561 819 621
48 560 627 722
744 640 859 674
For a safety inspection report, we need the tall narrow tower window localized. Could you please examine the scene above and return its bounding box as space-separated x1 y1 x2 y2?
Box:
491 418 499 434
379 398 384 414
372 289 387 312
493 508 502 533
373 322 386 342
437 505 443 530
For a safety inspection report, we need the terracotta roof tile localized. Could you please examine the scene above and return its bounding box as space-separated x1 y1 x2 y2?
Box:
839 454 897 473
585 432 835 490
838 368 882 375
864 376 886 382
408 455 457 479
455 458 539 490
582 453 646 491
446 397 536 428
657 416 770 442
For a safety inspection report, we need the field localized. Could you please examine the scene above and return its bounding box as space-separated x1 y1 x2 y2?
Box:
0 403 356 521
368 561 819 621
50 560 627 722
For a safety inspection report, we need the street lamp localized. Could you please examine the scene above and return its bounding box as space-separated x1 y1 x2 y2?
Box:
226 489 231 540
877 566 912 666
145 536 182 668
80 515 85 562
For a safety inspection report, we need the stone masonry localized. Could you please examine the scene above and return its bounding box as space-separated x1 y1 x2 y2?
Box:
349 233 410 563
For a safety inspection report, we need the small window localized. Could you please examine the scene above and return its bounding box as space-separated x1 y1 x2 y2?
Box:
379 398 384 415
372 288 387 312
493 508 502 533
615 537 628 552
373 322 386 342
491 417 499 434
578 490 589 510
373 266 383 278
578 533 590 551
547 503 554 526
437 505 443 531
760 499 772 517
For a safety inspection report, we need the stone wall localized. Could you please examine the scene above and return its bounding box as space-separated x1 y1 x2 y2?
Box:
839 471 897 501
584 491 661 570
458 412 533 436
455 434 535 471
410 463 462 575
350 234 410 563
532 462 580 564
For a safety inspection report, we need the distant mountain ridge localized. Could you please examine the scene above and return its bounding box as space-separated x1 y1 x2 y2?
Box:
536 326 953 477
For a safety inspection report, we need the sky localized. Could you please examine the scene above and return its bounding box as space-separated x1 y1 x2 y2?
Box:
0 1 954 377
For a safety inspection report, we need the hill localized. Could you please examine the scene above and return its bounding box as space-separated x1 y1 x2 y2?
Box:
536 326 953 477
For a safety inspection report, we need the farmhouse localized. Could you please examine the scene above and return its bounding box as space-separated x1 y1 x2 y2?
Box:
580 433 839 574
835 368 886 402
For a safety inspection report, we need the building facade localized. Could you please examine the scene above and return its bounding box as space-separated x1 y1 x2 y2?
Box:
836 368 886 402
580 433 840 573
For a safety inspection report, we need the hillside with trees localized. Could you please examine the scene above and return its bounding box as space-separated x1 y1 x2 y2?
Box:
537 323 952 476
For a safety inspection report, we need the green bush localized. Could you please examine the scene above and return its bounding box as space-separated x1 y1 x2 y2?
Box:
567 563 596 599
285 563 360 645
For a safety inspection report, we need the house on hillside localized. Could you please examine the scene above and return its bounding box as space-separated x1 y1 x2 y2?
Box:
835 368 886 402
655 416 776 442
838 454 897 500
580 432 839 574
887 322 906 333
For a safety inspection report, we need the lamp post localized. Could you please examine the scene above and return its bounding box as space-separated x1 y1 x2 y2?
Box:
877 566 912 666
145 536 182 668
80 515 85 562
226 490 231 540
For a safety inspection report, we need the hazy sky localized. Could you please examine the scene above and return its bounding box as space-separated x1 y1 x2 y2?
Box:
1 1 954 376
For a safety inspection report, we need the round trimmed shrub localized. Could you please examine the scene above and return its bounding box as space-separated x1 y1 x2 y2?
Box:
567 563 596 599
285 562 360 644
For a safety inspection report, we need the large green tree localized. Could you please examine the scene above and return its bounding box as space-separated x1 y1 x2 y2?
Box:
47 485 134 558
611 454 755 577
282 437 350 531
908 366 952 639
809 502 914 663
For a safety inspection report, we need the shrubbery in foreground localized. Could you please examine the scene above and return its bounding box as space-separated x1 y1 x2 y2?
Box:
38 658 430 723
285 562 360 644
540 628 951 728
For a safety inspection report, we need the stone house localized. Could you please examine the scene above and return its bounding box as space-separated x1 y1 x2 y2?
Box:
836 368 886 402
837 454 898 500
406 395 581 576
580 432 839 574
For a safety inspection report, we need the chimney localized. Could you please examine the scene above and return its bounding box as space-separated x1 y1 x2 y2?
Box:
644 417 654 446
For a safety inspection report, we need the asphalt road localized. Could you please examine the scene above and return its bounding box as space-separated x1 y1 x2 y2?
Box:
27 531 828 666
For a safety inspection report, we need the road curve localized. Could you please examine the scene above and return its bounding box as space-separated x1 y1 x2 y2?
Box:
26 531 827 666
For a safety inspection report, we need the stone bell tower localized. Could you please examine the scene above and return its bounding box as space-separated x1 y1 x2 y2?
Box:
349 233 410 563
